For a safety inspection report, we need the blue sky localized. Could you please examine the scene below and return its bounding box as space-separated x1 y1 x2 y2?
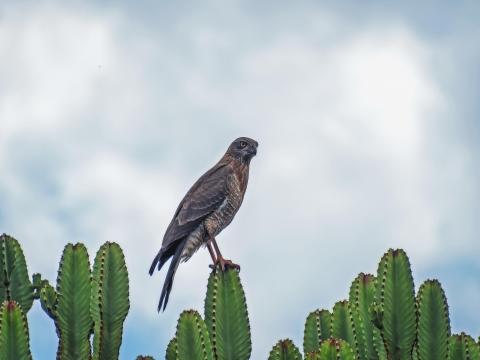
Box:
0 0 479 358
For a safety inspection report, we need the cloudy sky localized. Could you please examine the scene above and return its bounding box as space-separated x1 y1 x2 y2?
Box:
1 0 479 358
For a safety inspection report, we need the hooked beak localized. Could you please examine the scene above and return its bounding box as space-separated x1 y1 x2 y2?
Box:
248 144 258 156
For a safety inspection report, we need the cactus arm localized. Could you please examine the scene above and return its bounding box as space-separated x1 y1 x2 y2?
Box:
91 242 130 360
166 337 178 360
0 300 32 360
318 338 355 360
175 310 213 360
56 243 93 360
204 268 251 360
447 333 474 360
0 234 34 313
330 301 355 351
268 339 303 360
39 282 58 321
415 279 450 360
303 309 331 354
349 273 378 360
375 249 416 360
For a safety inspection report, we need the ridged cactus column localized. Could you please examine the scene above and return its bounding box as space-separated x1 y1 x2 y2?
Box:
204 268 251 360
372 249 416 360
318 338 354 360
303 309 331 354
268 339 303 360
175 310 213 360
330 301 355 350
0 234 34 313
0 300 32 360
447 333 480 360
166 337 178 360
415 279 450 360
55 243 93 359
91 242 130 360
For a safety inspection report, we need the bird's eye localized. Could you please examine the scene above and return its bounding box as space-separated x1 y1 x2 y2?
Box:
239 141 247 148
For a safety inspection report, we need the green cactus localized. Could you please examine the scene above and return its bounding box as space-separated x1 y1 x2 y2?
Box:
372 249 416 360
317 338 355 360
304 352 320 360
415 279 450 360
175 310 213 360
56 243 93 360
91 242 130 360
39 282 57 320
204 268 251 360
330 301 355 349
0 234 34 313
166 337 178 360
349 273 379 360
448 333 480 360
303 309 331 354
0 300 32 360
268 339 302 360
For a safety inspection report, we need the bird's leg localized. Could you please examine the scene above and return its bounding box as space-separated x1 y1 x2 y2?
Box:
210 237 240 271
206 240 217 265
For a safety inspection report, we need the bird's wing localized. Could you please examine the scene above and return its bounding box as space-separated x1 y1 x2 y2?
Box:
161 163 231 248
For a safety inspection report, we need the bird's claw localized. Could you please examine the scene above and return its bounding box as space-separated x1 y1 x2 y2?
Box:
209 258 240 272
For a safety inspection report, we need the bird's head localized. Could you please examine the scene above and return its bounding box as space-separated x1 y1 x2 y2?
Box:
227 137 258 162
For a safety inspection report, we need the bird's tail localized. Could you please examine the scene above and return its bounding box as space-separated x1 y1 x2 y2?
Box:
157 239 186 312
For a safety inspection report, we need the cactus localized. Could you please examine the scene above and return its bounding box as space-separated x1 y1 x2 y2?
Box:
448 333 480 360
166 337 178 360
372 249 416 360
54 243 93 360
39 282 57 320
204 268 251 360
268 339 303 360
0 300 32 360
415 279 450 360
38 243 94 359
317 338 355 360
175 310 213 360
303 309 331 354
330 301 355 349
348 273 378 360
91 242 130 360
0 234 34 313
304 352 320 360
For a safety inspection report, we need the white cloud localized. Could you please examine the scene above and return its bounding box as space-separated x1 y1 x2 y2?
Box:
0 2 478 358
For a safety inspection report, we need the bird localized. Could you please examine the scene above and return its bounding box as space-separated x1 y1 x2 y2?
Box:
149 137 258 311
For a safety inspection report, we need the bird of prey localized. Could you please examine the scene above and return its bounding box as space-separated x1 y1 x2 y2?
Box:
149 137 258 311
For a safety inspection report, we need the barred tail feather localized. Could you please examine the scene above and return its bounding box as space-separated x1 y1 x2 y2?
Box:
158 239 186 312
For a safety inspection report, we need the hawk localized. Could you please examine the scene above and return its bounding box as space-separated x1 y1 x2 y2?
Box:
149 137 258 311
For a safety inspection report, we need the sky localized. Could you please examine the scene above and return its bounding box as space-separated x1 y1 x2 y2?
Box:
0 0 479 358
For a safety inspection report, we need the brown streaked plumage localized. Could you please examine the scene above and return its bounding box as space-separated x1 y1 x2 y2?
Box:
149 137 258 311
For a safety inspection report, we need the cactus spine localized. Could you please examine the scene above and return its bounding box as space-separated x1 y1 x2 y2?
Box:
91 242 130 360
372 249 416 360
204 268 251 360
0 234 34 314
268 339 303 360
303 309 331 354
0 300 32 360
415 279 450 360
175 310 213 360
